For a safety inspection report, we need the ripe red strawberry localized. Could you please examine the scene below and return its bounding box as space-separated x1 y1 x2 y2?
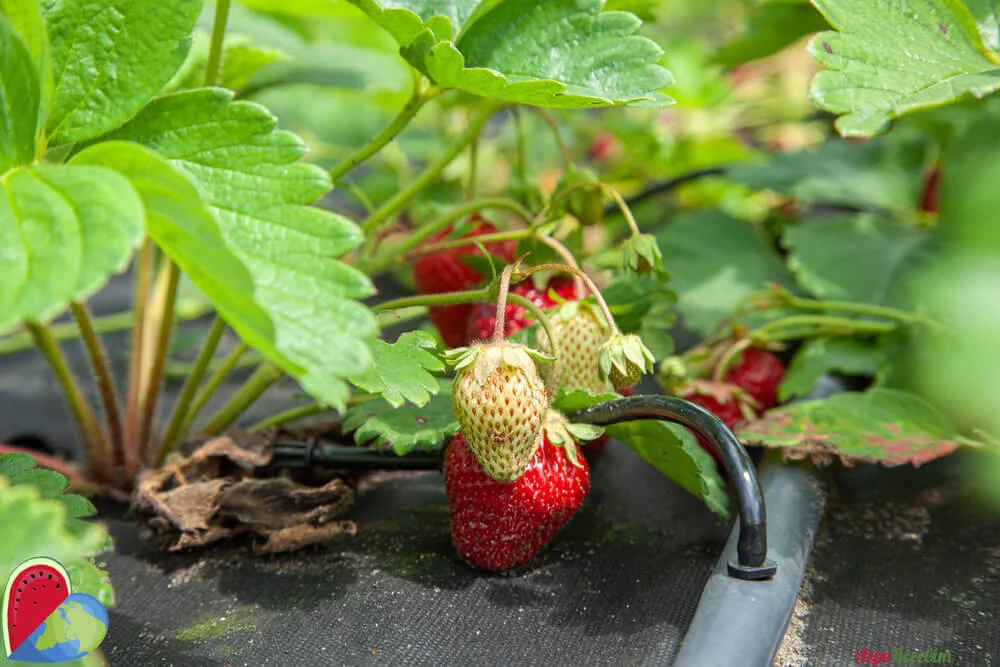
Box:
445 431 590 571
724 347 786 411
588 131 619 163
412 218 516 347
684 391 746 464
465 277 577 341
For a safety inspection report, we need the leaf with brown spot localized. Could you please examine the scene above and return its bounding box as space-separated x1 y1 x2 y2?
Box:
738 388 966 466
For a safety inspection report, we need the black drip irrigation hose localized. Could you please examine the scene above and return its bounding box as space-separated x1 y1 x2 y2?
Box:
566 395 776 581
268 440 443 471
268 394 776 581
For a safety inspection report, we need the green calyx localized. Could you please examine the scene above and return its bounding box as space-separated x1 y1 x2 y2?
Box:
444 342 553 387
599 333 655 389
621 233 663 276
543 409 602 468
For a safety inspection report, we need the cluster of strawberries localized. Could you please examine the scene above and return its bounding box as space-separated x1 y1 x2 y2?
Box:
412 218 787 571
413 220 635 571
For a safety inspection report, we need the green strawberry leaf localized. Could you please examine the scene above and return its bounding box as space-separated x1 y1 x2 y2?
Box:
965 0 1000 51
600 273 676 360
0 454 115 607
348 331 445 408
347 0 673 108
554 389 729 520
727 136 931 217
70 141 295 383
784 215 934 306
0 164 144 334
1 0 52 100
104 89 378 410
778 337 889 402
654 211 796 336
738 388 966 466
606 419 729 520
43 0 202 144
0 14 40 171
715 1 829 67
808 0 1000 137
343 388 458 455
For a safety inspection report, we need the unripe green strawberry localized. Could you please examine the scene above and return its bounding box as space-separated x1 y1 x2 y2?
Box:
446 342 550 482
538 302 612 394
599 333 655 390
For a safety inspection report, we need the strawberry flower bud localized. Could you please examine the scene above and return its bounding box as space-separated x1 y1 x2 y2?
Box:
621 234 663 276
598 333 655 390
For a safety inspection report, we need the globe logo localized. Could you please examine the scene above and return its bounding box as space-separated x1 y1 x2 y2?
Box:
2 557 108 663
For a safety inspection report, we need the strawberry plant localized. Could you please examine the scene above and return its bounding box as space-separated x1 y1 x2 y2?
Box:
1 0 999 580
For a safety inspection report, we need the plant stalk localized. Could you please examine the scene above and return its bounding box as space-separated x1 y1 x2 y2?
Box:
25 322 111 483
123 239 153 460
372 288 491 313
362 103 502 236
156 317 228 464
200 363 284 436
534 108 573 170
204 0 232 87
401 228 533 261
172 341 249 451
329 71 438 183
750 315 896 343
135 260 180 472
362 198 534 274
492 265 516 342
524 262 619 334
70 301 124 466
248 402 330 432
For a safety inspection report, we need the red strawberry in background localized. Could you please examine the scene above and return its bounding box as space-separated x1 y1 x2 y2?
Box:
724 347 786 411
445 431 590 572
588 131 620 164
412 217 516 347
465 277 578 341
679 347 786 465
685 390 745 464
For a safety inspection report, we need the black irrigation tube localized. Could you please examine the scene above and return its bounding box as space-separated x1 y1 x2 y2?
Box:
568 395 777 580
274 394 778 581
672 462 825 666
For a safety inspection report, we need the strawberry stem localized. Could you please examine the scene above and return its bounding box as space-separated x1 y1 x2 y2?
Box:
492 264 515 342
372 288 492 313
768 287 944 331
523 262 620 335
750 315 896 343
711 338 753 382
507 294 559 368
533 108 573 170
400 228 533 261
546 180 642 238
329 69 442 184
536 234 586 299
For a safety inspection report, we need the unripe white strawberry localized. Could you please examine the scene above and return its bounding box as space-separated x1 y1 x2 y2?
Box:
599 333 655 390
537 301 612 394
446 342 550 482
